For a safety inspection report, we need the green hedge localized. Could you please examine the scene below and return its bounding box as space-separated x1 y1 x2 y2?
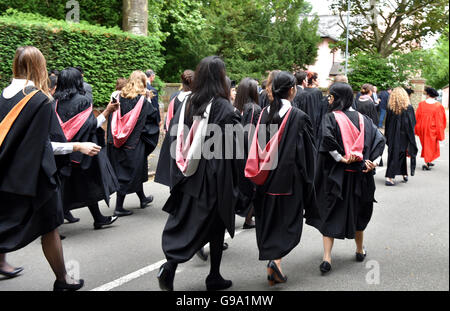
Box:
0 0 122 28
0 9 165 107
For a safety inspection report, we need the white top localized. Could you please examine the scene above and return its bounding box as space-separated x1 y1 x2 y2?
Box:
177 91 191 103
267 99 292 118
425 98 438 104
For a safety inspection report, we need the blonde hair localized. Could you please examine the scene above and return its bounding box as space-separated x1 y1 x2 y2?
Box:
266 70 281 102
13 46 50 98
388 87 409 115
121 70 152 99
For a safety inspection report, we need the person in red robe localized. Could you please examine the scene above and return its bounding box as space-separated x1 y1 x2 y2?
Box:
415 87 447 170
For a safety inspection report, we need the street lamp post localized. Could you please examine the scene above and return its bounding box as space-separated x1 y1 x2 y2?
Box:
345 0 351 76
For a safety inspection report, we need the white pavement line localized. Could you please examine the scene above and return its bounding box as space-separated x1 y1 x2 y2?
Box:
91 229 244 291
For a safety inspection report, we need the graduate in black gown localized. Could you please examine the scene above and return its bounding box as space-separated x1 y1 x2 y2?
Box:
0 46 100 289
355 84 379 126
258 70 280 108
107 71 160 216
156 56 244 291
292 70 307 106
384 87 418 186
163 70 194 133
54 68 119 229
233 77 262 229
245 72 316 286
293 71 328 145
306 82 385 274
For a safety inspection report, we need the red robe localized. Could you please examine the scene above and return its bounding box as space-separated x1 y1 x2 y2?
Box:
415 100 447 163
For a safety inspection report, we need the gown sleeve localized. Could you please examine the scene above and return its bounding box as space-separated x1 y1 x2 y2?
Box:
141 99 161 156
414 103 423 136
438 104 447 141
296 114 317 219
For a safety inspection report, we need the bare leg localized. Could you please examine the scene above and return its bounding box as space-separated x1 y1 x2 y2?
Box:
0 253 16 273
323 236 334 263
355 231 364 254
41 229 78 284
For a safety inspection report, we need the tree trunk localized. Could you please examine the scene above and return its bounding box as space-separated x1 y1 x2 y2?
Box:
122 0 148 36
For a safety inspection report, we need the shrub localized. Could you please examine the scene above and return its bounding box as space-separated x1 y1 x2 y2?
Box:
0 9 165 107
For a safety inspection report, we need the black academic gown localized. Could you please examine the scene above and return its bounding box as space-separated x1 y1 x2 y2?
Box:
384 106 417 178
259 90 271 108
253 107 316 260
306 110 386 240
56 94 118 210
235 102 262 217
156 97 243 263
0 87 67 253
293 87 328 145
107 95 160 196
355 98 379 126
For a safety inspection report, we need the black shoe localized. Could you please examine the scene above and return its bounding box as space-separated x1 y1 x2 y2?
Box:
223 242 229 251
113 209 133 217
205 275 232 291
0 267 24 279
320 261 332 274
267 260 287 285
140 195 154 209
59 234 66 240
94 216 119 230
243 222 256 229
428 162 435 167
422 165 431 171
53 279 84 291
157 263 175 291
64 211 80 224
385 180 396 186
402 176 408 183
196 248 208 261
356 249 367 262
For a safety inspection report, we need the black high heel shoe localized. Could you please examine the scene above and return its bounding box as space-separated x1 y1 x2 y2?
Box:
267 260 287 286
93 216 119 230
422 165 431 171
320 261 332 274
402 175 408 183
427 162 435 167
53 279 84 291
0 267 24 279
140 195 154 209
356 248 367 262
64 211 80 224
205 275 232 291
157 263 175 291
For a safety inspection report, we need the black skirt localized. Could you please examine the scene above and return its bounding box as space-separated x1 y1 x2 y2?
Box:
315 171 373 240
0 189 64 253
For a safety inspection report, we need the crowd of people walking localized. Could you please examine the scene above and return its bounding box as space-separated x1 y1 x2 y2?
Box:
0 46 447 291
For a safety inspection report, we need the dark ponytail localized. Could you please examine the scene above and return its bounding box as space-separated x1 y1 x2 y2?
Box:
267 71 295 124
328 82 354 112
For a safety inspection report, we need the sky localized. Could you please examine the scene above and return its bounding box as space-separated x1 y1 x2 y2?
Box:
307 0 438 48
309 0 332 15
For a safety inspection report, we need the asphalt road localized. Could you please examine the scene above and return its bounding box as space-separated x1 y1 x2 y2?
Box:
1 136 448 292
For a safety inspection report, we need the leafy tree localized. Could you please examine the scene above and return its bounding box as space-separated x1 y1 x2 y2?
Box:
330 0 449 57
420 29 449 89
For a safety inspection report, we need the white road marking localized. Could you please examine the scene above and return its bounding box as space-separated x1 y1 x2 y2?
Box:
91 229 244 291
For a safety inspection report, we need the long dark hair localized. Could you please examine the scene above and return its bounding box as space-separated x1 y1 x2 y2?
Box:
54 67 86 102
267 71 295 124
187 56 229 121
234 77 259 113
328 82 354 112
